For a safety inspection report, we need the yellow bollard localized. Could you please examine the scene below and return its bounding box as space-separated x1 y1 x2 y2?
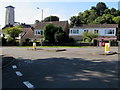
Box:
105 43 110 53
33 43 36 50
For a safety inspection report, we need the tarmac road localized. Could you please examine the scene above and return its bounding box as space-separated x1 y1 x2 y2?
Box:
2 46 119 88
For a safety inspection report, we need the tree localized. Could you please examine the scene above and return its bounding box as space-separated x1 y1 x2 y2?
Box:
35 20 40 24
93 14 114 24
43 24 69 45
3 27 23 44
43 24 60 43
82 31 98 43
54 28 69 45
104 9 111 14
43 16 59 22
70 2 119 26
70 16 78 27
96 2 108 15
84 10 98 24
104 8 120 16
112 16 120 24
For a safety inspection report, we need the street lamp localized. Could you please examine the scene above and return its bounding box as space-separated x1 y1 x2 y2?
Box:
37 7 43 22
37 7 44 46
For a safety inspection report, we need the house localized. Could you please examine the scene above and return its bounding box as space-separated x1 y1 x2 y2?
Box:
29 21 69 41
0 30 4 37
17 21 69 42
69 24 118 41
18 28 34 42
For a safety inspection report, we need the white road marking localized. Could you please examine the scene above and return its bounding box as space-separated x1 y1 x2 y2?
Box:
15 71 23 76
23 81 34 88
12 65 17 69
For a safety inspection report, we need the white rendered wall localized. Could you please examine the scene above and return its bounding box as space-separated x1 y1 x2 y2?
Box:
69 28 116 36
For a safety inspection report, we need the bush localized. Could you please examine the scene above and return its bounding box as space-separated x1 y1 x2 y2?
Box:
54 31 69 45
42 40 50 46
68 38 75 43
25 38 31 42
93 39 98 46
2 37 7 45
110 41 118 46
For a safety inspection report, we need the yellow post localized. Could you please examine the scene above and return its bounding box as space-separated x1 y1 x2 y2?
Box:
105 43 110 53
33 43 36 50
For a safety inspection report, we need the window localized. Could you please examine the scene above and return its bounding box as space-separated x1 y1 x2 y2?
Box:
71 30 72 34
94 30 99 34
41 31 43 35
73 30 76 34
35 30 42 35
105 30 114 34
84 30 88 33
77 30 79 34
71 29 79 34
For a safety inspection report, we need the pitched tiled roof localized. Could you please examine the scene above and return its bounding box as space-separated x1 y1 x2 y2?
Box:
20 28 34 42
34 21 68 30
73 24 119 28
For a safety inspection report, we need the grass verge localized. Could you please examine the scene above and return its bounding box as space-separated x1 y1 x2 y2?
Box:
17 46 90 48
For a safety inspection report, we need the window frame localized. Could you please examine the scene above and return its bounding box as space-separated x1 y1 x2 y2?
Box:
71 29 79 34
105 30 114 35
94 29 99 34
84 30 88 33
35 30 43 35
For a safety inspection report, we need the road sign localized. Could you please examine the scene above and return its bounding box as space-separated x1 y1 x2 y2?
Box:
105 43 110 53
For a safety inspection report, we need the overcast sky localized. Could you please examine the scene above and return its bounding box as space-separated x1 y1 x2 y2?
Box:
0 0 119 28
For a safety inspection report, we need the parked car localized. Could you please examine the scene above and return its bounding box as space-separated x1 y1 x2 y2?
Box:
102 42 106 46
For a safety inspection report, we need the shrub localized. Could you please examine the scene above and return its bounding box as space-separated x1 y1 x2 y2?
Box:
93 39 98 46
68 38 75 43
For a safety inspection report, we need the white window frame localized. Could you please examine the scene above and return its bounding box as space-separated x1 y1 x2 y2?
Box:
35 30 43 35
105 30 114 35
84 30 88 33
71 29 79 34
94 30 99 34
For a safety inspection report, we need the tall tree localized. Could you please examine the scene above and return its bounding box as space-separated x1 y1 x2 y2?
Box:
70 16 78 27
54 27 69 44
70 2 120 27
112 16 120 24
43 24 68 44
43 16 59 22
96 2 108 15
93 14 114 24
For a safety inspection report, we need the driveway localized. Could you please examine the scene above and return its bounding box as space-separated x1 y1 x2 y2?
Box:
2 46 119 88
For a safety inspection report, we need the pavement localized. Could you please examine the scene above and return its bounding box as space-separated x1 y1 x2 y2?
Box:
1 46 119 88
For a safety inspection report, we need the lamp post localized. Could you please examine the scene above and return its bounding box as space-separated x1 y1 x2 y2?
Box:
37 7 43 21
37 7 44 46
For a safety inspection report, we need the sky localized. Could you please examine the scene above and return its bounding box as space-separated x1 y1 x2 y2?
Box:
0 0 120 28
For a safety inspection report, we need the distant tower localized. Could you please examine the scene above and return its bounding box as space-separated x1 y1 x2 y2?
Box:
119 1 120 10
5 5 15 25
